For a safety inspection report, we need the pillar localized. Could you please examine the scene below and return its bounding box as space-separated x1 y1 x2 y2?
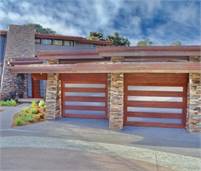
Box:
187 56 201 132
45 73 60 119
109 56 124 129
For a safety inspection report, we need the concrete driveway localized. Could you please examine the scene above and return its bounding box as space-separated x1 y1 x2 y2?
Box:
0 104 201 171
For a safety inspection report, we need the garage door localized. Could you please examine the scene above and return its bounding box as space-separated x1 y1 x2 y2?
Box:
124 73 188 128
61 74 107 119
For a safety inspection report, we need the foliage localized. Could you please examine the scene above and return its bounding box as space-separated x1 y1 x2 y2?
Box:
31 100 37 108
107 32 130 46
39 100 46 109
87 32 130 46
15 117 25 126
88 32 105 41
26 24 56 34
137 39 153 46
31 108 38 114
13 100 46 126
0 99 17 106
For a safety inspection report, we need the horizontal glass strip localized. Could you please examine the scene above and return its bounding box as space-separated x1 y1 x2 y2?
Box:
64 101 105 107
127 107 182 114
127 117 181 124
65 92 105 97
64 110 105 115
65 83 105 88
128 96 183 102
128 86 183 92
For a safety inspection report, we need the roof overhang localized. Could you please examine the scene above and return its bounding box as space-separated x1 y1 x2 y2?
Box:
37 46 201 60
9 62 201 74
97 46 201 57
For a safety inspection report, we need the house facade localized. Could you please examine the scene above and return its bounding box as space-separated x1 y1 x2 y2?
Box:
0 25 201 132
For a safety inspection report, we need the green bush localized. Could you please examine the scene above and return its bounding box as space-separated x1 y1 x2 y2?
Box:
38 100 46 108
14 112 34 126
13 100 46 126
31 108 38 114
22 107 31 114
0 99 17 106
22 113 33 122
15 117 25 126
31 100 37 108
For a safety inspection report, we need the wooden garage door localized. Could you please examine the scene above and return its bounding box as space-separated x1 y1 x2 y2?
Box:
61 74 107 119
124 73 188 128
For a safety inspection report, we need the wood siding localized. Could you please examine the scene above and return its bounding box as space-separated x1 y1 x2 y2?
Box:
124 73 188 128
61 73 108 119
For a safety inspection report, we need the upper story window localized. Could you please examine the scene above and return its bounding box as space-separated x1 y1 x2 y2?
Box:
35 39 41 44
41 39 52 45
64 40 74 46
53 39 63 46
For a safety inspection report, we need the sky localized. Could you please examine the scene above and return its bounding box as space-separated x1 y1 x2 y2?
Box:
0 0 200 45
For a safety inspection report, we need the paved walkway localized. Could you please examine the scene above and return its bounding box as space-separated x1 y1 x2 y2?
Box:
0 105 201 171
0 103 29 129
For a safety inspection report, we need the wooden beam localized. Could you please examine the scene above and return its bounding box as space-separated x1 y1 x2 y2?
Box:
36 46 201 60
97 46 201 57
37 50 103 60
10 60 43 65
9 62 201 73
97 45 201 52
99 50 201 57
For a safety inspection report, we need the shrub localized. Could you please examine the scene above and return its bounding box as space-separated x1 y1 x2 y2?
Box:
38 100 46 108
9 99 17 106
31 108 38 114
15 117 25 126
13 100 46 126
22 107 31 114
31 100 37 108
0 99 17 106
22 113 33 122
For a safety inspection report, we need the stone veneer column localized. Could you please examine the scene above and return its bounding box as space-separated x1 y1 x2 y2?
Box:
45 73 60 119
109 56 124 129
187 56 201 132
109 73 124 129
0 25 35 99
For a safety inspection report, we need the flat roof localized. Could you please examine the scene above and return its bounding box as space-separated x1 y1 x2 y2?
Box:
36 45 201 59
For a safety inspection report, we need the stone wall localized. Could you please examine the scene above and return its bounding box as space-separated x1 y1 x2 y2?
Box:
0 25 35 99
187 56 201 132
109 73 124 129
45 73 60 119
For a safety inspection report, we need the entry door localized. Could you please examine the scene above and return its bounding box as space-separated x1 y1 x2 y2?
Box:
124 73 188 128
61 74 107 119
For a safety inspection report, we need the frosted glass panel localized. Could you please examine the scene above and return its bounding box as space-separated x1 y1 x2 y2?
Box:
65 101 105 106
127 117 181 124
128 96 183 102
65 92 105 97
65 83 105 88
127 107 182 114
128 86 183 92
65 110 105 115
